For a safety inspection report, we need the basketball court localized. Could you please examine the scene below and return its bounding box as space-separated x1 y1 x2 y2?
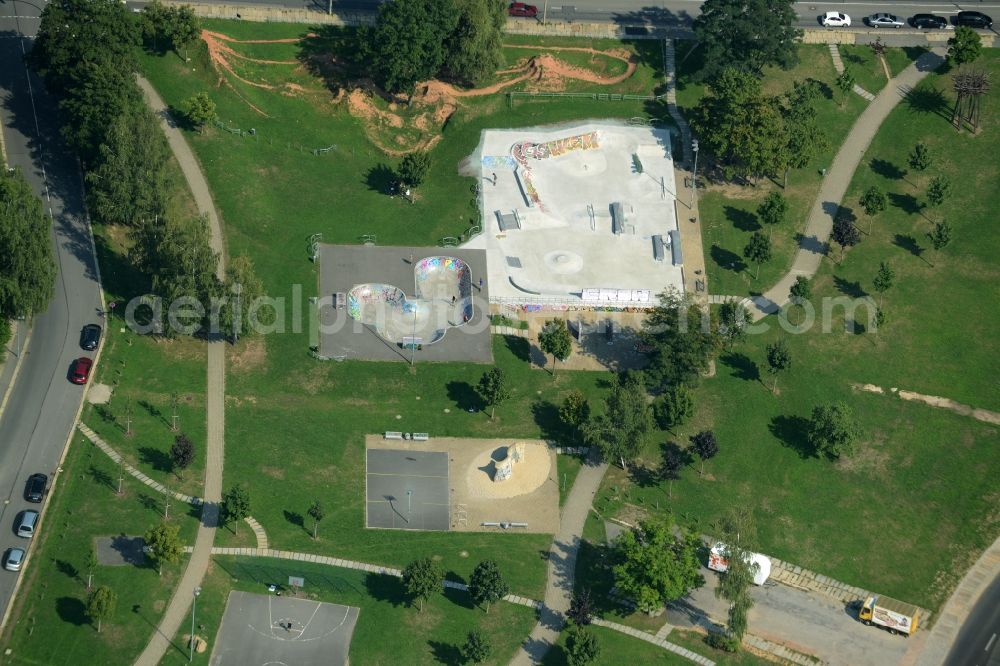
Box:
365 449 450 531
210 591 359 666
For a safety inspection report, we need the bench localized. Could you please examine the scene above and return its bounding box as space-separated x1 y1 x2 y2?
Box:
384 431 403 440
411 433 429 441
669 229 683 266
652 234 665 262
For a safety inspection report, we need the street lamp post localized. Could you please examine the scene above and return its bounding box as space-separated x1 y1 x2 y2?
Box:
189 586 202 662
690 139 699 210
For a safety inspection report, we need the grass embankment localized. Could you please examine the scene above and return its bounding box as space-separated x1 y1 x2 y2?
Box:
159 556 537 666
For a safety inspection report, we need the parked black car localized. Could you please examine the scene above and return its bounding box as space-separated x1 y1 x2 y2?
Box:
955 11 993 29
25 474 47 503
911 14 948 30
80 324 102 351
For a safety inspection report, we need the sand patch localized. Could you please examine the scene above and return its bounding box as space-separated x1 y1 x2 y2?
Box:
464 441 552 499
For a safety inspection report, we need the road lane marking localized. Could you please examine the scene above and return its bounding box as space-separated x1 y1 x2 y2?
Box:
987 632 997 652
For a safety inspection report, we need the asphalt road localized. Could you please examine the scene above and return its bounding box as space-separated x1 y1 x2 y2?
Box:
944 572 1000 665
0 0 103 629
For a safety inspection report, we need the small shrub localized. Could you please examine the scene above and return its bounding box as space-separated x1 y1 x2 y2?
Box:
705 632 741 652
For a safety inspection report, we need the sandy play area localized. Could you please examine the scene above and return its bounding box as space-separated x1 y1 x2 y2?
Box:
365 435 559 534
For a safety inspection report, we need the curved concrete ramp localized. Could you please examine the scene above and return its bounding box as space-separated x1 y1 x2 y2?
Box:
347 256 473 346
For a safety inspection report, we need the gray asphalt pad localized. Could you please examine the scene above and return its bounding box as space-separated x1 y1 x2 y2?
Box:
366 449 450 531
210 591 359 666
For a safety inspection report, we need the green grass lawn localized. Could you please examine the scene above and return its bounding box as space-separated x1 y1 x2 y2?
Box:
159 556 537 666
590 53 1000 612
1 432 201 665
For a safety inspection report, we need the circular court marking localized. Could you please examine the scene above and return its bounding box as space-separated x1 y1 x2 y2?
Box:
542 250 584 275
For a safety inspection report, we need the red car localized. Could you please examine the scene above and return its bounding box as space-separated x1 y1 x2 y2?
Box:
69 357 93 385
509 2 538 18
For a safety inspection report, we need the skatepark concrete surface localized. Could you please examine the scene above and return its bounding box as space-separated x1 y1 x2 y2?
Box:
318 244 492 363
210 591 359 666
366 435 559 534
464 121 683 307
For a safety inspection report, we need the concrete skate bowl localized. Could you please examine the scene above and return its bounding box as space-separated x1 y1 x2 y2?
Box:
347 256 472 346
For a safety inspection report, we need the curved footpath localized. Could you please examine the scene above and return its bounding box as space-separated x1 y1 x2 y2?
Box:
133 75 228 666
730 48 947 321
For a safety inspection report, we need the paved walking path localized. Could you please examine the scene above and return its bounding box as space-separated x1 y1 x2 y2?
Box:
509 456 609 665
740 48 946 321
244 516 269 549
663 39 693 168
77 422 204 505
133 75 228 666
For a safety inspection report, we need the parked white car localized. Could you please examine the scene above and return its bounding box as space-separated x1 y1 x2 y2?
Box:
822 11 851 27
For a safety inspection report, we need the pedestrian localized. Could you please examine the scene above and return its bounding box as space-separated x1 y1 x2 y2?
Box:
492 172 497 186
479 277 484 290
452 295 456 304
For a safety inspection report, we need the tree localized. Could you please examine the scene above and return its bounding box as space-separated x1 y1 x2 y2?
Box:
477 367 510 420
361 0 458 93
397 151 432 187
927 175 951 210
780 81 828 186
692 0 800 81
308 500 325 539
789 275 812 303
221 255 265 341
170 434 195 474
567 588 595 626
182 92 217 130
757 192 787 236
144 521 183 576
612 516 704 613
58 57 144 161
718 300 750 351
583 373 653 470
909 142 932 172
714 508 758 642
743 232 772 279
807 402 861 458
446 0 506 85
86 585 117 633
642 288 718 393
765 340 791 393
462 629 492 664
0 169 57 320
140 0 200 58
948 27 982 67
831 216 861 261
468 559 509 613
566 627 601 666
559 391 591 439
836 68 855 102
401 557 444 611
653 384 694 432
859 186 887 234
168 5 201 60
221 484 251 535
872 261 895 307
690 430 719 475
538 318 573 375
658 442 688 499
86 108 170 227
85 549 99 590
928 220 952 252
690 68 787 183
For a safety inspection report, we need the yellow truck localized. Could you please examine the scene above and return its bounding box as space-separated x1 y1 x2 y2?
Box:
859 595 920 636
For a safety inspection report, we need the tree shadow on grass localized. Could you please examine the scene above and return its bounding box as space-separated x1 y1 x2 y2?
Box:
502 335 531 362
443 585 476 610
806 77 833 100
55 559 80 581
56 597 88 626
832 275 867 299
719 352 760 383
869 158 905 181
888 192 922 216
283 510 305 529
709 244 746 273
138 447 173 474
768 415 816 458
445 381 481 412
363 571 406 607
297 25 365 95
904 84 949 120
137 492 162 516
893 234 931 265
365 163 396 195
87 464 114 491
724 205 759 232
428 640 464 665
531 400 564 444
